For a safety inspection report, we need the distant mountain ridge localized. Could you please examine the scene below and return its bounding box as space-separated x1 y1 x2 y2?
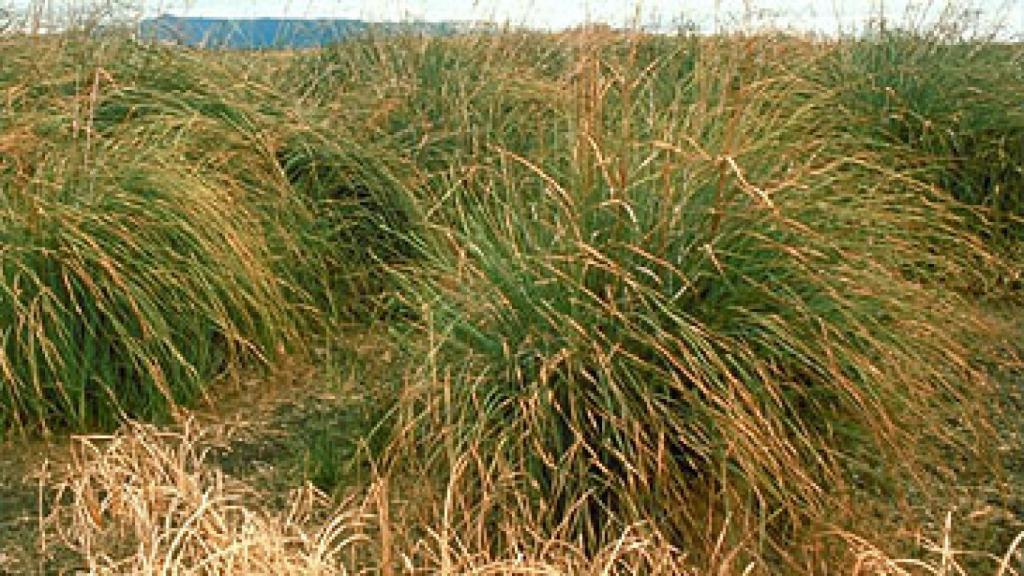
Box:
138 15 459 49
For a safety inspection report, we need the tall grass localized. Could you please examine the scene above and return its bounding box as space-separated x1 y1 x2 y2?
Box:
0 149 303 432
0 33 355 434
820 20 1024 261
329 30 1016 557
2 7 1022 573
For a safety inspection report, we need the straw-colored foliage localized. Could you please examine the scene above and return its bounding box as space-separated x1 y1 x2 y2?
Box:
42 418 1024 575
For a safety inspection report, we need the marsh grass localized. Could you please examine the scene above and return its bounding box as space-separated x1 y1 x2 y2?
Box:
821 23 1024 259
343 30 1018 557
2 6 1023 573
0 149 302 432
0 34 340 434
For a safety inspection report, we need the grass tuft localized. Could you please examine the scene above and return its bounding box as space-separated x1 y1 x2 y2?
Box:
381 31 1012 554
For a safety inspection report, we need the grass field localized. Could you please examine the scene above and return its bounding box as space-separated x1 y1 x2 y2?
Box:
1 5 1023 574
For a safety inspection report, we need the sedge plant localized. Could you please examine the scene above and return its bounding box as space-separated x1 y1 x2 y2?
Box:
381 30 1009 560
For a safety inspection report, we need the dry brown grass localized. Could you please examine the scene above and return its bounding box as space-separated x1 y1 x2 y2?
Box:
35 417 1024 575
41 418 696 575
44 420 353 575
835 519 1024 576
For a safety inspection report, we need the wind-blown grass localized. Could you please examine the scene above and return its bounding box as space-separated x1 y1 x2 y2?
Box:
821 23 1024 259
0 143 311 432
367 31 1011 556
0 35 338 434
2 12 1022 574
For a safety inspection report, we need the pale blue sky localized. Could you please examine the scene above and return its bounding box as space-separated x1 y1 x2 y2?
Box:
158 0 1024 35
8 0 1024 35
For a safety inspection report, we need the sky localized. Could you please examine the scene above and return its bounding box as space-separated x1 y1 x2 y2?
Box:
6 0 1024 36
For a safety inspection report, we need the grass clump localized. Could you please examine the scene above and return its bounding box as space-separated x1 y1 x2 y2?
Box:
0 35 331 435
0 146 306 433
273 130 419 319
384 31 1009 557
